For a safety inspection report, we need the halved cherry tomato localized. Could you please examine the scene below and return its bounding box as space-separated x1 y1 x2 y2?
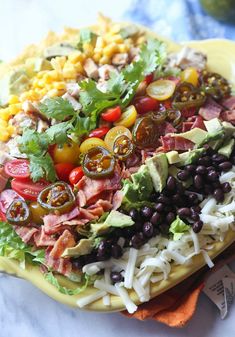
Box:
101 106 122 122
144 73 154 85
4 159 30 179
0 189 23 213
88 127 110 139
11 178 49 201
134 96 159 115
69 166 84 185
53 141 80 165
114 105 137 128
104 126 132 152
146 79 176 101
80 137 108 154
55 163 75 182
180 67 199 87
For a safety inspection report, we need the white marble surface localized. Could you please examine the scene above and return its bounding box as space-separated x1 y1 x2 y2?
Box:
1 0 235 336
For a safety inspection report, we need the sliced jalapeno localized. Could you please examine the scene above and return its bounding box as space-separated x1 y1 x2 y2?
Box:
166 109 182 126
172 82 206 110
132 116 159 148
113 135 134 161
199 71 231 101
38 182 75 214
6 199 31 226
150 110 167 124
82 146 116 179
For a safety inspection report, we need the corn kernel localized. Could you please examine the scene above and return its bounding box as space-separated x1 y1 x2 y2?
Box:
93 52 102 63
0 118 8 127
0 108 11 121
47 89 60 98
74 62 84 74
103 43 119 58
8 95 19 104
95 37 105 49
99 55 111 65
110 24 121 35
9 103 22 116
63 64 77 79
117 44 129 53
7 125 15 135
68 51 84 64
0 127 9 142
51 56 66 72
53 82 66 90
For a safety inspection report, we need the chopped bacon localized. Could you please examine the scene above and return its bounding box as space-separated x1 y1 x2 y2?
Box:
13 225 38 244
76 190 86 208
112 190 123 210
222 96 235 110
161 135 194 151
34 227 56 247
158 121 176 135
182 116 206 132
182 122 193 132
221 110 235 125
43 207 80 234
50 229 75 259
45 248 72 276
0 167 9 192
88 199 113 217
199 98 222 120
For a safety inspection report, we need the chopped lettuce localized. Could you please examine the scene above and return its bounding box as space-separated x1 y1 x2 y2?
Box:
169 216 190 240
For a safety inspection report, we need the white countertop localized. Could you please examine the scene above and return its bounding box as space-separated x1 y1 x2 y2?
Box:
1 0 235 336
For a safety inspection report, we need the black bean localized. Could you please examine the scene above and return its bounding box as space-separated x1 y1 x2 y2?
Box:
191 213 200 221
154 202 165 213
110 271 124 284
218 161 232 172
157 195 171 205
164 205 174 213
150 212 162 226
204 184 214 195
212 154 227 163
177 170 190 181
72 256 85 269
213 188 224 202
159 223 170 235
198 155 212 166
195 165 207 175
192 220 203 233
129 208 139 221
185 164 196 173
177 207 191 218
130 232 145 249
111 244 122 259
207 166 216 172
166 212 176 224
202 145 215 156
143 222 154 238
221 182 232 193
84 253 97 265
133 221 143 231
213 181 221 189
187 192 198 205
230 156 235 165
166 176 177 191
172 193 183 206
194 174 203 189
140 206 153 219
207 170 219 182
176 182 185 195
190 206 201 213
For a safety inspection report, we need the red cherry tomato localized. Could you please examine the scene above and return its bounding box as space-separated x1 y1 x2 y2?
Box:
0 189 23 213
4 159 30 179
88 127 110 139
69 166 84 185
0 209 6 221
134 96 159 115
55 163 75 182
11 178 49 201
144 73 154 84
101 106 122 122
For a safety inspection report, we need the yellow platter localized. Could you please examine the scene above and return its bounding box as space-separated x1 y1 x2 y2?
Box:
1 22 235 312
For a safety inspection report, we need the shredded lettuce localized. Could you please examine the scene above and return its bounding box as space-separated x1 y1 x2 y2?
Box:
169 216 190 240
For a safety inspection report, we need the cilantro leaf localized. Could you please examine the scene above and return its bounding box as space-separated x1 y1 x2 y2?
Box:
39 97 76 121
46 121 71 145
29 153 57 182
70 115 94 138
18 129 49 156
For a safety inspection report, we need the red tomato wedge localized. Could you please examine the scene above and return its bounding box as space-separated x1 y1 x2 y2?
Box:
11 178 49 201
0 189 23 213
4 159 30 179
88 127 110 139
55 163 75 182
101 106 122 122
144 73 154 84
69 166 84 185
134 96 159 115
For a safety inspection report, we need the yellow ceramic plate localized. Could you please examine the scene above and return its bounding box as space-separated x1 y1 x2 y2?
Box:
1 22 235 312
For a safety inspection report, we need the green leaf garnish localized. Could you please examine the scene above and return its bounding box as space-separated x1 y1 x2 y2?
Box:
39 97 76 121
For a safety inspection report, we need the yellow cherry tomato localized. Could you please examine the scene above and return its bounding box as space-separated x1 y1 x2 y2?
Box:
53 141 80 165
114 105 137 128
79 137 108 154
29 202 48 225
146 79 176 101
180 67 199 86
104 126 132 151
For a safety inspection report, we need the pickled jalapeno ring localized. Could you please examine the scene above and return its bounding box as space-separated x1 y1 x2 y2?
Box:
199 71 231 101
113 135 134 161
82 146 115 179
166 109 182 126
172 82 206 110
150 110 167 124
132 116 159 148
38 182 75 214
6 199 31 226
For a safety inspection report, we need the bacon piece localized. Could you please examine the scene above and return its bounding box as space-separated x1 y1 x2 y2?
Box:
158 121 176 135
13 225 38 244
50 229 75 259
199 98 222 120
221 110 235 125
34 227 56 247
182 122 193 132
76 190 86 208
43 207 80 235
161 135 194 151
112 190 123 210
182 116 206 132
45 248 72 276
0 167 9 192
222 96 235 110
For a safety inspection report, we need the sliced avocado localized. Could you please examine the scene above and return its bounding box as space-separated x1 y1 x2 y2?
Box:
90 222 110 236
62 238 93 258
166 151 181 164
204 118 222 134
146 153 168 192
218 138 235 158
198 130 224 147
222 121 235 137
132 165 153 200
44 43 77 60
176 128 208 145
25 57 52 77
178 148 206 166
120 25 139 39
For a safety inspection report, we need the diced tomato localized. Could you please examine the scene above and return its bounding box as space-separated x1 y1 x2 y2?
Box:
144 73 154 84
0 189 23 213
55 163 75 182
4 159 30 179
88 127 110 139
101 106 122 122
69 166 84 185
134 96 159 115
11 178 49 201
48 144 56 158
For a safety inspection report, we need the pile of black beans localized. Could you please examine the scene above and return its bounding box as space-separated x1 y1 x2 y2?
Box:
72 145 234 278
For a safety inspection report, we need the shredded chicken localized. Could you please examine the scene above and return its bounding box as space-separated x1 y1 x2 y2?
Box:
167 46 207 70
84 58 99 79
112 53 129 66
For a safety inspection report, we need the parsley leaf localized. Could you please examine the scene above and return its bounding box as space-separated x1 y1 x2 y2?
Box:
39 97 76 121
18 129 49 156
29 153 57 182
